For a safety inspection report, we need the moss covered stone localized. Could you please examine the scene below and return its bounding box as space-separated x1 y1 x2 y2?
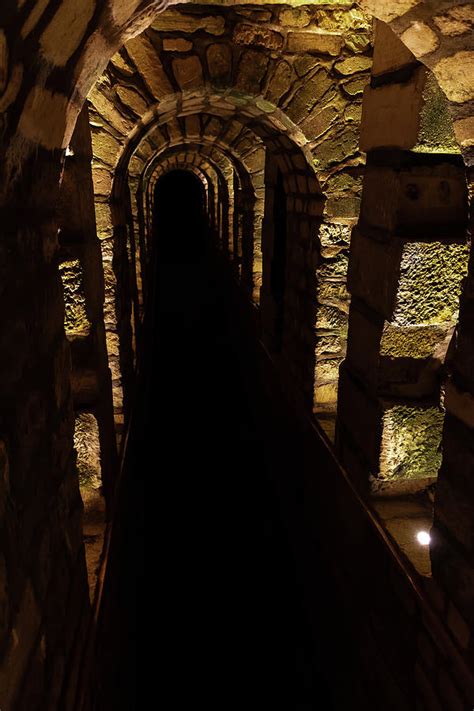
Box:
380 405 444 481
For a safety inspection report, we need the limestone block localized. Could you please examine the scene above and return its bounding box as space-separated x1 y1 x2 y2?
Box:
432 51 474 104
236 50 268 94
434 5 474 37
40 0 95 67
74 412 101 488
341 75 369 97
314 381 338 407
207 43 232 85
359 67 426 150
116 85 147 117
371 20 415 76
380 324 449 359
110 51 135 77
125 35 173 98
334 56 372 76
379 404 443 484
163 38 193 52
313 128 359 169
357 0 421 24
401 22 439 58
344 33 371 54
287 31 344 55
172 55 203 91
88 89 132 134
152 11 226 36
233 23 283 50
392 241 468 327
59 260 91 338
95 201 114 239
91 130 120 167
285 68 333 124
92 167 112 196
360 162 468 232
110 0 141 25
279 7 311 28
454 116 474 148
312 8 371 33
300 103 339 140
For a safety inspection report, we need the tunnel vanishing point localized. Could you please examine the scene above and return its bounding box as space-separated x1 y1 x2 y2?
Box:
0 0 474 709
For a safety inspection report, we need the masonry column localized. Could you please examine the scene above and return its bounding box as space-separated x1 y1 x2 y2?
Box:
337 23 469 496
59 105 118 502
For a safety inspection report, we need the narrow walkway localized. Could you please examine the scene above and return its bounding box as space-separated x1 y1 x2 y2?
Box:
94 172 335 709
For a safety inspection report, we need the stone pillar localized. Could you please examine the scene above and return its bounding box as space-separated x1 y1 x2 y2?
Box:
337 24 469 499
0 144 91 707
58 105 118 500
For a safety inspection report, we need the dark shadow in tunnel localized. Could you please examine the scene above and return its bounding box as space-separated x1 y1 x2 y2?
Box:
154 169 209 265
93 168 336 710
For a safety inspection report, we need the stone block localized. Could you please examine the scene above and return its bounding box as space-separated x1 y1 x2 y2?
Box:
347 227 403 319
400 22 439 58
286 31 344 56
379 403 443 484
206 43 232 85
360 161 468 233
235 50 268 94
434 5 474 37
162 38 193 52
152 11 226 36
125 34 173 98
432 51 474 104
233 23 283 50
360 67 426 151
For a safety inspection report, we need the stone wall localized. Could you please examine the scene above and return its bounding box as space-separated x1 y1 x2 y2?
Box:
88 3 373 424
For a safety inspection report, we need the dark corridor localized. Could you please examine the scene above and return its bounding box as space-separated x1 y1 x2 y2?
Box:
94 170 336 709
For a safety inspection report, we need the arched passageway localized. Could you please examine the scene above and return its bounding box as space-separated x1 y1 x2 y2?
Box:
94 167 341 709
154 170 208 263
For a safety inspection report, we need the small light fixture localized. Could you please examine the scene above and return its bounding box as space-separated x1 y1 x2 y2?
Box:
65 145 74 158
416 530 431 546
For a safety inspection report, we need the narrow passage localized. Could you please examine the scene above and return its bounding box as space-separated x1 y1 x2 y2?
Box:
96 170 335 709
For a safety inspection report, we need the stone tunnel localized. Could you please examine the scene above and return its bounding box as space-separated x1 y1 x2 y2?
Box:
0 0 473 708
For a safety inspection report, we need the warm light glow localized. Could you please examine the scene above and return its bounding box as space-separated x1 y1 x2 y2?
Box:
416 530 431 546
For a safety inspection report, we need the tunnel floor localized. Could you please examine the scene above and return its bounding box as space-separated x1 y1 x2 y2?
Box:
93 205 337 707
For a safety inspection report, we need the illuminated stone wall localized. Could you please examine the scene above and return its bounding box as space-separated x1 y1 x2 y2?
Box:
87 3 373 424
337 24 470 497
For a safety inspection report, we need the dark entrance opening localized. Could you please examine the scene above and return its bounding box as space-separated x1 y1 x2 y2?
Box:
154 169 208 264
